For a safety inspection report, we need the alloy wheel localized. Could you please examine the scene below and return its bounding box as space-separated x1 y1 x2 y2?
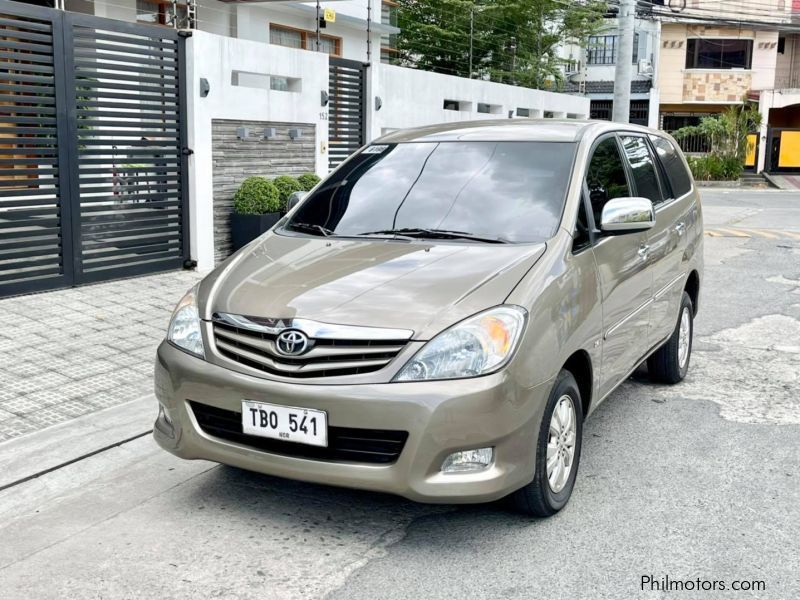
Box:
547 395 577 493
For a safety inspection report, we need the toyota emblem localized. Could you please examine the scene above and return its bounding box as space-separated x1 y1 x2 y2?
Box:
275 330 309 356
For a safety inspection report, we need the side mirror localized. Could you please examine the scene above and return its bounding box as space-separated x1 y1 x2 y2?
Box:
287 191 307 212
600 197 655 234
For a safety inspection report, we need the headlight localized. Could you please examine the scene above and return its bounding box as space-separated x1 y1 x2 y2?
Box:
394 305 526 382
167 284 204 358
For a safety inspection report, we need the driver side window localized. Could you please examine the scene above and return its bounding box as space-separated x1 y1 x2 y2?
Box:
585 137 630 226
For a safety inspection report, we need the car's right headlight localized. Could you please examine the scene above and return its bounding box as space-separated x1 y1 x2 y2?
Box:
167 284 204 358
394 305 526 382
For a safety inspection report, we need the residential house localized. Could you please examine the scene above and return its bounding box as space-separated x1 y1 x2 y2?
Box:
654 0 799 172
561 7 661 128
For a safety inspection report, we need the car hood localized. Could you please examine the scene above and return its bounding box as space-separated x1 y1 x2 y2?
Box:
203 233 546 340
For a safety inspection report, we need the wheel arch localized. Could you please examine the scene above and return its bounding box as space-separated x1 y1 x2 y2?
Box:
563 350 593 417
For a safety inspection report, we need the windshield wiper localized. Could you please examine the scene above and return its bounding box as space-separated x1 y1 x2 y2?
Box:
357 228 509 244
287 222 334 237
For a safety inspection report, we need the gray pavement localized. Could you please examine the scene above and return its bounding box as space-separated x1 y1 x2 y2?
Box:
0 188 798 599
0 270 201 442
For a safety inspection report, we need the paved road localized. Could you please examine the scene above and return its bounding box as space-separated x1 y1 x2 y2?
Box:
0 189 798 600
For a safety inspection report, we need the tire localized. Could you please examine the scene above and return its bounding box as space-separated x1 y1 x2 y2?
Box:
648 291 694 384
511 369 583 517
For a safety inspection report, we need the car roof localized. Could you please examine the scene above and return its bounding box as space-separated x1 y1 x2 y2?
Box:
375 119 659 144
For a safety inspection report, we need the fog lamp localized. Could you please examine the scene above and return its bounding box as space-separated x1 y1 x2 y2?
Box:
156 404 175 438
158 404 173 427
441 447 494 474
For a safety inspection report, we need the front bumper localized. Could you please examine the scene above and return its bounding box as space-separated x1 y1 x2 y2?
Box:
153 341 552 504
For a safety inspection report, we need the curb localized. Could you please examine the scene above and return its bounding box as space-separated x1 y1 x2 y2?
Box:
0 396 155 491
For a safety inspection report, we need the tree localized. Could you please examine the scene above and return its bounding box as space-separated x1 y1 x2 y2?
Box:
394 0 607 89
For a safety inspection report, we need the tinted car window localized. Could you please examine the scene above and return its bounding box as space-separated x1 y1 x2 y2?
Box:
585 137 630 224
286 141 576 243
649 135 692 198
620 135 663 205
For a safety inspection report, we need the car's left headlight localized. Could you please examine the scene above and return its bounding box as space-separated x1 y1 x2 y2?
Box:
167 284 204 358
394 305 527 382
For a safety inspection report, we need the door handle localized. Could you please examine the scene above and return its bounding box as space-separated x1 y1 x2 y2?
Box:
675 222 686 237
638 243 650 261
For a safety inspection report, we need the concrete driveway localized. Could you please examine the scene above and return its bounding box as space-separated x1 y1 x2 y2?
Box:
0 189 798 600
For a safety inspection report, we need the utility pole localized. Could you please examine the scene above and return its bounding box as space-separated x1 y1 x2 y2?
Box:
612 0 635 123
469 7 474 78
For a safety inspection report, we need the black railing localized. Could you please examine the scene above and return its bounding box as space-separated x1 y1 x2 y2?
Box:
671 132 710 154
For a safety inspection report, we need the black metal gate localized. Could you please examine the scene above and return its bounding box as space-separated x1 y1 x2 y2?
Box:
766 127 800 172
0 0 188 298
328 57 366 170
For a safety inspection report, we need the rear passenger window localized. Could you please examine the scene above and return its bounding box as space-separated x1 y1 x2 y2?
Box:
620 135 664 205
585 137 630 225
649 135 692 199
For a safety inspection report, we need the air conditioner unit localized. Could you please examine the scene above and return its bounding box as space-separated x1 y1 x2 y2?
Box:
638 59 653 76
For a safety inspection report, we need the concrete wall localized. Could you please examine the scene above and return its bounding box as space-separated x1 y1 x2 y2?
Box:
186 32 329 271
212 120 316 262
373 64 590 138
184 32 589 271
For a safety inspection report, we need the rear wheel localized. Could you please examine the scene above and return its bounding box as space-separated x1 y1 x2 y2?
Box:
648 291 694 384
511 369 583 517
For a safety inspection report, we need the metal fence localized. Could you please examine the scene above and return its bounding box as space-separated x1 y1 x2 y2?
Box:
0 1 189 298
670 132 711 154
328 57 366 170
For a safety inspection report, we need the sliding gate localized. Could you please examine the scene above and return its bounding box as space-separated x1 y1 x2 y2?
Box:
0 1 189 298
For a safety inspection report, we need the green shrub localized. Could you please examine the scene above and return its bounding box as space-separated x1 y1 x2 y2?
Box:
297 172 321 191
233 176 281 215
273 176 304 210
686 155 742 181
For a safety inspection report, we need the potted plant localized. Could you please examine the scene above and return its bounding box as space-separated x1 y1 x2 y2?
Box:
230 176 281 252
297 172 321 191
272 175 304 210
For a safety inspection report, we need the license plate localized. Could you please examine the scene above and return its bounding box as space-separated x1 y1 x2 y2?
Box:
241 400 328 447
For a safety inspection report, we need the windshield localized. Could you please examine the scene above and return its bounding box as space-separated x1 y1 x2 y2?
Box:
284 141 576 243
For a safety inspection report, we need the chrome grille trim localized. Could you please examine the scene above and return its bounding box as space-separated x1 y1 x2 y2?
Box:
210 314 412 379
213 312 414 341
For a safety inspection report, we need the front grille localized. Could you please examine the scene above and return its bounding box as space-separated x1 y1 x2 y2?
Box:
190 401 408 465
212 320 409 379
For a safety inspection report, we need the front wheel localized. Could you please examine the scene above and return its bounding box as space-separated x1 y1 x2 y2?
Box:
511 369 583 517
648 291 694 384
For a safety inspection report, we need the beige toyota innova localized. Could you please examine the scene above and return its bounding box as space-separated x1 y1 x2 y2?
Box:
154 120 702 517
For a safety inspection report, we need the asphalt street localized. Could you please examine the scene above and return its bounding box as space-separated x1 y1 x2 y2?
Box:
0 188 798 600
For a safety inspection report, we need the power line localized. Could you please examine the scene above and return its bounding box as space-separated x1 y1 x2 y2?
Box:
634 0 800 29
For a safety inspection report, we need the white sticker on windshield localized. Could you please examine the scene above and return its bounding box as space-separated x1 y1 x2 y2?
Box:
362 145 389 155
